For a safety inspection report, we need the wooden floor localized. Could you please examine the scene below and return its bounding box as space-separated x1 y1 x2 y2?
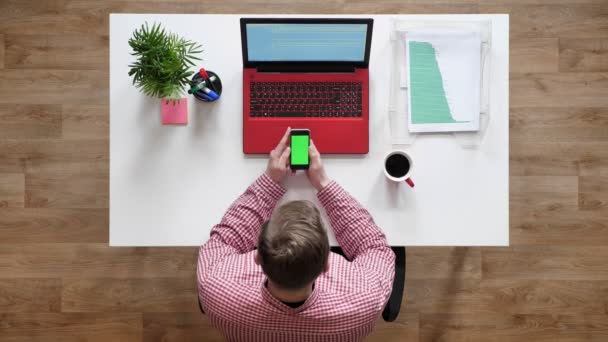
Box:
0 0 607 341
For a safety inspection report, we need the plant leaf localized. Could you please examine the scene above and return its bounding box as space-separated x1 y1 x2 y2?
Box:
127 21 203 99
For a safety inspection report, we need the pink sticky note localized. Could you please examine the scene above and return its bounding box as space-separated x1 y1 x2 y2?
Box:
161 98 188 125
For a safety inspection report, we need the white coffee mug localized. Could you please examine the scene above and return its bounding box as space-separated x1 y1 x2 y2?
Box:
383 150 415 188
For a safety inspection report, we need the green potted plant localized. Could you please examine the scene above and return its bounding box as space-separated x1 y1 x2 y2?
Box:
128 23 202 124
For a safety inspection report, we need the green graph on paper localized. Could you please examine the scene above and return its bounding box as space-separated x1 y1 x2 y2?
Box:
409 41 468 124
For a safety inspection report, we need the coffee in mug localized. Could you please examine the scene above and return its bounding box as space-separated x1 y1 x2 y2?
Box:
384 151 414 187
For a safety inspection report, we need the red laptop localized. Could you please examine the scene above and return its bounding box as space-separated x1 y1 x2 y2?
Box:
240 18 373 154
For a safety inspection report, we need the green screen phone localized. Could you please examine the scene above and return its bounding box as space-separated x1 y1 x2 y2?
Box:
290 129 310 170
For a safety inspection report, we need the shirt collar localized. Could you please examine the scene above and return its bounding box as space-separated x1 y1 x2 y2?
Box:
261 279 319 313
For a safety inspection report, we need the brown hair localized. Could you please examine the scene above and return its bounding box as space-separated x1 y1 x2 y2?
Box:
258 200 330 290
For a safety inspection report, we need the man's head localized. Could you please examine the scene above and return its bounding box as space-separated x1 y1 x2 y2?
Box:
256 200 329 290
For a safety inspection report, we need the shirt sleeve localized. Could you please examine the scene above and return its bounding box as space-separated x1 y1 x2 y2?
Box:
197 173 285 285
317 181 395 309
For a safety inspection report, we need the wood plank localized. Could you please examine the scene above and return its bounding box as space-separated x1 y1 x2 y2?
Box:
0 34 4 69
0 0 202 35
511 107 608 128
0 0 106 36
482 246 608 281
70 0 360 16
510 72 608 108
143 312 225 342
562 143 608 176
560 38 608 72
0 279 60 312
511 175 578 193
407 247 481 280
475 280 608 316
0 173 24 208
510 175 607 245
4 34 108 70
510 142 608 176
62 105 108 139
0 70 107 105
0 208 107 243
364 313 419 342
405 278 482 315
580 176 608 193
407 279 608 315
64 0 202 15
0 0 61 18
0 14 108 36
486 0 604 3
89 0 333 15
0 312 142 342
0 139 108 174
0 142 25 173
510 107 608 143
0 244 197 278
25 172 108 208
510 176 579 216
579 176 608 212
62 277 198 312
509 175 597 243
479 4 608 39
510 142 578 176
420 313 608 342
511 210 608 245
0 105 61 139
511 38 559 73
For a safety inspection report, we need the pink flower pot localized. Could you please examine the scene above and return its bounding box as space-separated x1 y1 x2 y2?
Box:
161 98 188 125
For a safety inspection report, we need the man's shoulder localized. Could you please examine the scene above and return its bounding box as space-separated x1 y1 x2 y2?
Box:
313 255 384 328
317 253 383 297
199 250 265 292
198 251 268 318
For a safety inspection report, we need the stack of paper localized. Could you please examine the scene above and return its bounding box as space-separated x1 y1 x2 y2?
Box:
405 31 481 133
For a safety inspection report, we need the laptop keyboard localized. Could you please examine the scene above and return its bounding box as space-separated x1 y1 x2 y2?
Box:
249 81 363 118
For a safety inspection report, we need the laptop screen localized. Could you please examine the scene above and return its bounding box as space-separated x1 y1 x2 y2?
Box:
245 23 368 62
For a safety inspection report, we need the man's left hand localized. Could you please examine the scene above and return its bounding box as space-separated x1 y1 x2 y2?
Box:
266 127 291 183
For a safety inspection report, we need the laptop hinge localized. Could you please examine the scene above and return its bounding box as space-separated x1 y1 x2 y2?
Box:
257 64 356 73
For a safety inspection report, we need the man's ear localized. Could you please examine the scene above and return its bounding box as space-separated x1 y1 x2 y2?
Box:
254 252 261 265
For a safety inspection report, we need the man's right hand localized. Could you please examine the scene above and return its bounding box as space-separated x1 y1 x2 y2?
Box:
306 140 331 191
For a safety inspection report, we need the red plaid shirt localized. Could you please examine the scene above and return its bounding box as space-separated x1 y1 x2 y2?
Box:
197 174 395 342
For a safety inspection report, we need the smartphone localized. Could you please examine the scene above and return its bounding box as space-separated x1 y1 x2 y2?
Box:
290 129 310 171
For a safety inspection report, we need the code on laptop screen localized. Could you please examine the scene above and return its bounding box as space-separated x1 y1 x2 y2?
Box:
246 23 367 62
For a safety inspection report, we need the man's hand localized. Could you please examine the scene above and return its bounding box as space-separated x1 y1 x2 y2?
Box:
265 127 291 183
306 140 331 191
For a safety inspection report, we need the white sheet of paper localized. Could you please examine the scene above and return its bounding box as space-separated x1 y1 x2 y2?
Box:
406 30 481 132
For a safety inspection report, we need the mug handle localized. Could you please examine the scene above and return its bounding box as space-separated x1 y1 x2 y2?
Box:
405 178 415 188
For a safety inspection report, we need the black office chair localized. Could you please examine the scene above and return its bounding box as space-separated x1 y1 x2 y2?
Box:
198 246 406 322
385 246 406 322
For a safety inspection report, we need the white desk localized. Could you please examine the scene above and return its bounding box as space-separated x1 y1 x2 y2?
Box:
110 14 509 246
